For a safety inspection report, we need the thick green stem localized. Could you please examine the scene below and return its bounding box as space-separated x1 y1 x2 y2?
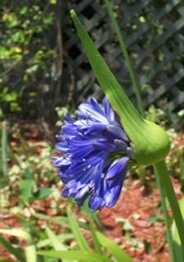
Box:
104 0 144 115
154 160 184 248
154 164 175 261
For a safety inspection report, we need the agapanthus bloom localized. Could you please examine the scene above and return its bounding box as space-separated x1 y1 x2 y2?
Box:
52 97 132 211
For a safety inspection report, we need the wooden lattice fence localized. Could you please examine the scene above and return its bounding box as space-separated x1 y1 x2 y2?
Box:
62 0 184 126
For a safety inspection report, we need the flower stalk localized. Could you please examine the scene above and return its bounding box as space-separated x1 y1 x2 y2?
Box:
154 160 184 249
154 163 175 261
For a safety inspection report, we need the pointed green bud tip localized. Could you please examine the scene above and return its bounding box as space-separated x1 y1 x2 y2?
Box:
70 9 75 17
130 119 171 165
70 9 171 166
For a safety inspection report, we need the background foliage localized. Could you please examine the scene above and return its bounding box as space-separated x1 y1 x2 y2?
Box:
0 0 64 125
62 0 184 127
0 0 183 127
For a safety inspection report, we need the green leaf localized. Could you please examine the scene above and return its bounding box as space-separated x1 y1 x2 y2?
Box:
0 236 25 262
0 178 9 189
96 231 132 262
67 209 90 251
45 226 68 251
32 212 70 228
87 217 110 262
45 227 74 262
37 234 73 249
5 13 19 28
33 187 52 200
0 228 31 242
19 6 28 15
0 229 37 262
19 168 35 205
1 121 8 176
70 10 170 165
86 216 101 252
25 245 37 262
38 250 104 262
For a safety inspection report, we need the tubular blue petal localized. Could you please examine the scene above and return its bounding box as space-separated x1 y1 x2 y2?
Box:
114 139 128 151
78 101 108 124
51 156 71 167
106 157 129 180
55 142 69 153
62 125 78 135
75 185 92 205
104 176 124 208
107 125 129 142
64 114 75 123
102 98 115 123
80 124 106 135
89 195 105 211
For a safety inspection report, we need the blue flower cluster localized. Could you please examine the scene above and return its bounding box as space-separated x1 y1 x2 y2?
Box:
52 98 132 211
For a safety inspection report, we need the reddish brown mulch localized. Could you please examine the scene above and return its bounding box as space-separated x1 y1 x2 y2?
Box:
0 124 183 261
0 215 21 261
99 176 183 262
99 179 167 261
0 177 181 261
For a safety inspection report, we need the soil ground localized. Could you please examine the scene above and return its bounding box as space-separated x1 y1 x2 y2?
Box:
0 124 183 261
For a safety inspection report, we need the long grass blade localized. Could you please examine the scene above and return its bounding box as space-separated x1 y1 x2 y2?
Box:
0 236 25 262
67 208 90 251
25 245 37 262
45 226 68 250
38 250 104 262
88 216 111 262
1 121 8 176
96 231 132 262
87 216 102 255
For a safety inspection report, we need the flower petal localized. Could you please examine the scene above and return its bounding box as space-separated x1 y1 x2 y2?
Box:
107 125 129 142
51 156 71 167
78 98 109 124
104 177 123 207
106 157 129 180
89 195 104 211
102 98 115 123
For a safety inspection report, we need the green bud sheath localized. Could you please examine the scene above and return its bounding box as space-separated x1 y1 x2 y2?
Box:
70 10 170 165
